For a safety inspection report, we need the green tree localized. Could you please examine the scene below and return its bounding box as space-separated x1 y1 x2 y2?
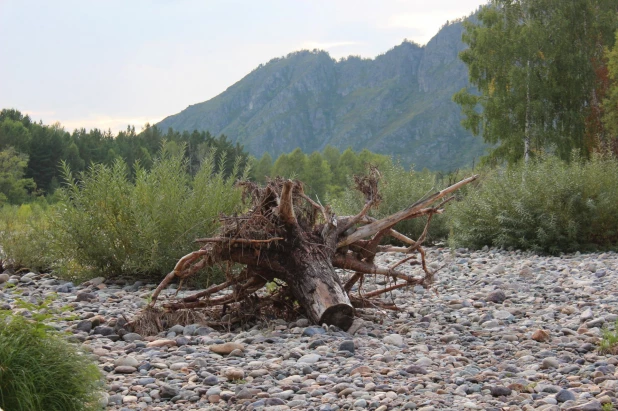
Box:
322 145 341 172
302 151 332 200
273 148 307 178
26 122 69 193
334 148 362 186
359 149 390 170
603 30 618 155
0 147 35 204
0 118 31 154
64 141 85 172
252 152 273 184
455 0 618 163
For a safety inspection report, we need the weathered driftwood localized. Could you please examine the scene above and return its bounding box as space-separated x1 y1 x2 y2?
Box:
132 169 477 334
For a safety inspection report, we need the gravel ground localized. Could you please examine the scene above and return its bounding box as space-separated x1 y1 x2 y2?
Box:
1 247 617 411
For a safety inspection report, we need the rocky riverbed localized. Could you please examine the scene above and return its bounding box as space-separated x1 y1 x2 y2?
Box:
1 247 618 411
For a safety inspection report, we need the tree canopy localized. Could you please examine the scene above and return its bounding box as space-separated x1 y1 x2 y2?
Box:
0 109 394 204
0 109 250 197
454 0 618 163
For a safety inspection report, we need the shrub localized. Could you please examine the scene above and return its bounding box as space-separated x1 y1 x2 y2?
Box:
330 161 454 243
449 153 618 253
0 313 103 411
49 143 247 281
0 203 54 271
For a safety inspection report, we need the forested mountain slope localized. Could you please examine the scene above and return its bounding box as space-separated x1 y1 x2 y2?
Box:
158 21 486 171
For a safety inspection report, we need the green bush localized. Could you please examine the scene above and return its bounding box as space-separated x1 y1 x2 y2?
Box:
0 314 103 411
449 153 618 254
330 161 454 243
49 143 246 281
0 203 54 271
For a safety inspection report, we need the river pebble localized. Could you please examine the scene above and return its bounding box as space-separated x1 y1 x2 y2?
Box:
1 247 618 410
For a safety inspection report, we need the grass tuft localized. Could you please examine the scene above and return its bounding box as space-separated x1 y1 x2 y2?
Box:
599 319 618 355
0 314 103 411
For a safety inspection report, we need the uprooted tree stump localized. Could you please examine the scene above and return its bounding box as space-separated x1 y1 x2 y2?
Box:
131 169 477 334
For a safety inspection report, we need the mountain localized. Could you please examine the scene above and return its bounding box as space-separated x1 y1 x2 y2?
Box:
158 20 486 171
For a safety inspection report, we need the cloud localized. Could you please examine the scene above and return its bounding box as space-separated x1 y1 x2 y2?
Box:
378 12 456 45
22 110 57 117
300 41 361 50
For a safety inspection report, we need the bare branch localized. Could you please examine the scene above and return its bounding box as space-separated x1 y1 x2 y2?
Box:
389 255 418 270
298 192 331 224
361 282 411 298
149 249 210 305
181 281 233 303
332 253 423 284
337 175 477 247
344 272 363 293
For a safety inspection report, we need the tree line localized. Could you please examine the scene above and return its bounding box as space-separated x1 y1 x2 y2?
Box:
454 0 618 163
250 147 389 200
0 108 393 205
0 109 248 203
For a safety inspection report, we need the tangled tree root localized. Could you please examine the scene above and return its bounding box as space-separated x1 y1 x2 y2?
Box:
130 169 477 334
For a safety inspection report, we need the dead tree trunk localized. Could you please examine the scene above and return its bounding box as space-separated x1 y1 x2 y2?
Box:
279 240 354 330
131 170 477 334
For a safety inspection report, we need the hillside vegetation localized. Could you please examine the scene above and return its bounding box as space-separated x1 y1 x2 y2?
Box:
158 21 486 171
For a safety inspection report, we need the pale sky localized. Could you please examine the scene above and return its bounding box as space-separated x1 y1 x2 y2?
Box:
0 0 488 133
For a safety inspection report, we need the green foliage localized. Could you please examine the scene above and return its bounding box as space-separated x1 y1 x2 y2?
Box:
251 152 273 184
260 145 389 200
0 203 54 271
303 151 333 201
331 160 452 243
0 147 35 205
0 312 103 411
602 30 618 153
449 154 618 254
49 143 246 281
0 109 250 196
599 319 618 355
455 0 618 163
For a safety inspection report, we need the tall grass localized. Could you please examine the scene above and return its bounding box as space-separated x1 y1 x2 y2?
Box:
0 203 54 271
449 153 618 254
50 143 247 281
0 314 103 411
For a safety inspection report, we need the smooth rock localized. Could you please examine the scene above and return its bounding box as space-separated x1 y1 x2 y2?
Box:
490 386 512 397
223 367 245 381
350 366 372 376
486 290 507 303
210 342 244 355
339 340 355 354
146 339 176 348
555 389 576 403
122 332 142 342
383 333 404 347
298 354 321 364
531 329 551 342
114 356 139 367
